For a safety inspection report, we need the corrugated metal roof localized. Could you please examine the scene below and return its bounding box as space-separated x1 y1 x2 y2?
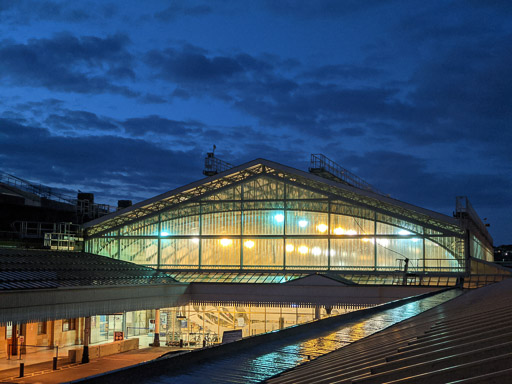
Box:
265 278 512 383
0 248 177 290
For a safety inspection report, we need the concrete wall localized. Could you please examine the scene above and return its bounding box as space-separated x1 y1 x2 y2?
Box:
68 339 139 363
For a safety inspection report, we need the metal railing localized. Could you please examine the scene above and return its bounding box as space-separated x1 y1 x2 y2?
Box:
203 153 234 176
309 154 381 194
0 171 75 204
44 232 83 250
455 196 491 239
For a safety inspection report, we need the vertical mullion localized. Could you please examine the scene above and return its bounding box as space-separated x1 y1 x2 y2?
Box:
240 187 244 270
374 212 377 271
283 184 287 270
423 235 426 273
199 204 202 269
328 199 331 271
157 214 161 269
117 230 121 260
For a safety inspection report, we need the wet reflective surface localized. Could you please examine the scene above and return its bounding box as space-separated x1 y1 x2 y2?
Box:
144 290 462 383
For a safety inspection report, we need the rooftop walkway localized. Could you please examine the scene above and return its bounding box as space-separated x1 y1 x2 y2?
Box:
78 289 460 383
266 278 512 384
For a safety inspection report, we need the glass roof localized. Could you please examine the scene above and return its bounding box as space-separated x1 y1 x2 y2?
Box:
168 272 308 284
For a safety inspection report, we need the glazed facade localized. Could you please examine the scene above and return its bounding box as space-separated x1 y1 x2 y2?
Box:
86 175 467 273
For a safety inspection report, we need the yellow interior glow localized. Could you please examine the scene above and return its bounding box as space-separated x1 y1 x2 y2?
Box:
298 245 309 254
316 224 328 233
286 244 294 252
244 240 255 249
220 238 232 246
333 227 345 235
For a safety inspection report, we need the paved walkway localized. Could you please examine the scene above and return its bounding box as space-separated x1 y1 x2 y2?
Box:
0 347 181 383
0 334 155 373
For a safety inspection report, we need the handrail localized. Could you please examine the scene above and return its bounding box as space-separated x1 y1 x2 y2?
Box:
309 154 381 194
203 153 233 176
0 171 75 204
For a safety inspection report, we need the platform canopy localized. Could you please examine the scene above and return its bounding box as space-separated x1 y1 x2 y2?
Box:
0 248 187 324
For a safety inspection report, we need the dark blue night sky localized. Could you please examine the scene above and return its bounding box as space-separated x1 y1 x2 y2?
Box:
0 1 510 244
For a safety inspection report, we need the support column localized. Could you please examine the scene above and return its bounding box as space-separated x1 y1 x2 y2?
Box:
49 320 55 349
11 324 18 356
314 305 321 320
151 309 161 347
81 317 90 364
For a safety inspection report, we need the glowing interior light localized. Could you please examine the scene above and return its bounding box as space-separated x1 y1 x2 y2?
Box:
398 229 412 236
362 238 373 243
412 238 420 243
346 229 357 235
220 238 232 246
298 246 309 254
312 247 321 256
377 239 390 246
286 244 294 252
316 224 328 233
191 238 199 244
244 240 255 249
333 227 345 235
274 214 284 223
160 231 169 237
298 220 308 228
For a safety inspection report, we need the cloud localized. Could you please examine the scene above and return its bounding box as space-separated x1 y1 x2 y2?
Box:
0 117 202 202
342 150 512 211
122 115 204 136
299 65 385 81
0 1 92 24
38 109 206 138
0 33 137 96
154 3 212 21
262 0 392 19
45 110 119 133
146 48 244 83
145 45 409 133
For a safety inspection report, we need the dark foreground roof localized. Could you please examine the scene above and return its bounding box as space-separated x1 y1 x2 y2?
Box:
0 248 176 290
265 278 512 384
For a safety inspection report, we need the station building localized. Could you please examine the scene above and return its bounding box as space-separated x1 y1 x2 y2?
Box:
78 156 507 346
2 156 508 357
84 157 497 285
